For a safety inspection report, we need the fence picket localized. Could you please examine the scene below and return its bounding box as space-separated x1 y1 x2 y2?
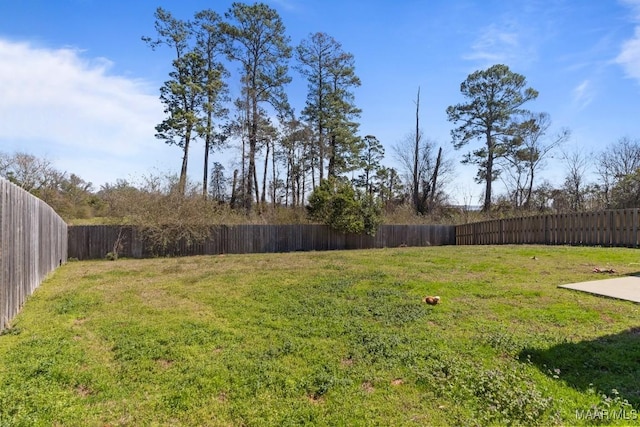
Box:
67 224 458 260
454 209 640 248
0 178 67 332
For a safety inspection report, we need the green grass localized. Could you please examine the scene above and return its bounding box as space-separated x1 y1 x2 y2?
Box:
1 245 640 426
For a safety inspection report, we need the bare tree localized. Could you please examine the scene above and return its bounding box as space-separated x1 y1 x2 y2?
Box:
393 134 452 214
560 149 591 212
0 151 56 192
500 112 570 209
413 88 421 214
596 136 640 207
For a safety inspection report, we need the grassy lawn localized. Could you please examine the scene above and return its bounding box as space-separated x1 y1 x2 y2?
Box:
1 245 640 426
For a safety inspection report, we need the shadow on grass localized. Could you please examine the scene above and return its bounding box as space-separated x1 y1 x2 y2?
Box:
521 327 640 407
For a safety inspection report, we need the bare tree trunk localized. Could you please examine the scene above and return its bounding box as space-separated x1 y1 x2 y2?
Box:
413 87 420 214
230 169 238 208
328 134 336 178
318 82 325 183
179 132 190 196
203 135 210 199
245 89 258 213
483 129 493 212
428 147 443 211
301 167 306 207
241 103 247 208
271 140 277 205
252 160 259 209
285 152 291 207
524 167 535 209
261 139 269 205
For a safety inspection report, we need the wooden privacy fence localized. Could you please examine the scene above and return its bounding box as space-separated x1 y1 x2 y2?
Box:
0 178 67 331
456 209 640 247
68 224 457 260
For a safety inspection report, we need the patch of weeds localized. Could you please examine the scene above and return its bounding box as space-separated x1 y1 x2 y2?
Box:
52 291 101 316
303 365 350 399
585 388 634 424
228 359 299 399
360 287 428 326
264 339 300 360
413 351 474 400
349 328 403 365
366 301 427 326
313 278 355 296
472 363 558 426
0 323 20 336
105 323 174 365
359 270 389 281
365 288 404 299
483 329 524 356
412 351 559 425
292 296 341 319
323 262 346 271
174 321 225 346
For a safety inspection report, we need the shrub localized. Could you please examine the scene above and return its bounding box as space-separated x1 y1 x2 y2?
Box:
307 177 382 235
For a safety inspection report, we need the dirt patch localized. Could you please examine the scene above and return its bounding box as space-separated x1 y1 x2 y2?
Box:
600 314 615 323
75 384 93 397
156 359 174 369
306 394 325 405
340 357 354 367
362 381 374 393
391 378 404 386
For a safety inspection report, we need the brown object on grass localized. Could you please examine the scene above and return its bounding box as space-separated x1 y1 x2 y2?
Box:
423 296 441 305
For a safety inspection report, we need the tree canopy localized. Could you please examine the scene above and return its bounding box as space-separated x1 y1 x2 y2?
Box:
446 64 538 211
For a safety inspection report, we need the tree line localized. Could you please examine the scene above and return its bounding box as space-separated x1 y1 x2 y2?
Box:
3 2 640 232
139 3 452 225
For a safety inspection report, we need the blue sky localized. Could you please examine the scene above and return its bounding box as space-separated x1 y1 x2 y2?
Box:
1 0 639 204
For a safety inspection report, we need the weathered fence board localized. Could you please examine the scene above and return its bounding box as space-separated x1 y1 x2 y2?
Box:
67 224 457 260
0 178 67 332
455 209 640 247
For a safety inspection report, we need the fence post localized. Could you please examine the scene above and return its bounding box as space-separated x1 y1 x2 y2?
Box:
632 208 638 248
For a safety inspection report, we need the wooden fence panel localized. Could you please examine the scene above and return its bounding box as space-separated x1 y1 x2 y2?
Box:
454 209 640 248
0 178 67 332
68 224 457 260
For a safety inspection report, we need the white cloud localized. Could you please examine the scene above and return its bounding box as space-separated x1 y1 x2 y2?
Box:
616 28 640 81
617 0 640 82
572 79 594 109
464 24 519 65
620 0 640 17
0 38 173 185
462 19 539 71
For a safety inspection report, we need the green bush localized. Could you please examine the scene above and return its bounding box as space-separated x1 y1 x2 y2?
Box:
307 177 382 235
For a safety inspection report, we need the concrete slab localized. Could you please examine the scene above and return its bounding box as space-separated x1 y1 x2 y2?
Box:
558 276 640 303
